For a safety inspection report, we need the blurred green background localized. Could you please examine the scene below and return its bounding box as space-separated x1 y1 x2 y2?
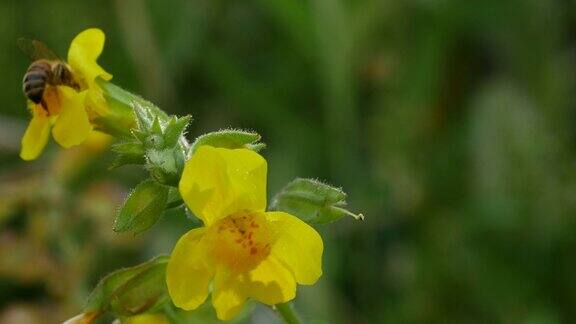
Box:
1 0 576 323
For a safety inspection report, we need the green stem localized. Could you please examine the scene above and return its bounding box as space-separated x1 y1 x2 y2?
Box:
274 302 302 324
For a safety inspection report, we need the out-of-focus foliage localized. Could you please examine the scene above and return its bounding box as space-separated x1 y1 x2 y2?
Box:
1 0 576 323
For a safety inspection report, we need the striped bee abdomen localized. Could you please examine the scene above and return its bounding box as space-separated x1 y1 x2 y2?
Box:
23 60 51 104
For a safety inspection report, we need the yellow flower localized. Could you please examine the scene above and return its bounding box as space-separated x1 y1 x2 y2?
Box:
20 28 112 161
122 314 169 324
167 146 323 320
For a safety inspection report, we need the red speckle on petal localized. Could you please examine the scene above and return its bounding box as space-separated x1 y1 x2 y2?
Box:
250 247 258 255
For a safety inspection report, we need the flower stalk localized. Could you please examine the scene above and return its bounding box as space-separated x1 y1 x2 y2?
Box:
274 302 302 324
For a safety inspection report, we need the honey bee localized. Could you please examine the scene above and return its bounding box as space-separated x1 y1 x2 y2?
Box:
18 38 79 111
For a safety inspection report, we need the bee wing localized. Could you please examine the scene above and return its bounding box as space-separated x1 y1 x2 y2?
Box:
17 38 60 61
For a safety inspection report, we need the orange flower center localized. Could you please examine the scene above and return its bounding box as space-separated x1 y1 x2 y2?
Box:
43 86 61 116
209 211 272 273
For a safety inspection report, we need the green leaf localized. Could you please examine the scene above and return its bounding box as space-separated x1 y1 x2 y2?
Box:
190 129 264 154
114 180 169 234
84 256 169 317
270 178 364 224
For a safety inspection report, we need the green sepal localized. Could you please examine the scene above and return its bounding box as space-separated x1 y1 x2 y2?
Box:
145 147 186 186
111 141 145 155
109 154 146 169
109 141 146 168
270 178 364 224
98 79 192 185
84 256 169 317
151 116 163 135
114 179 169 234
91 100 135 140
133 103 154 130
164 115 192 148
131 129 148 144
246 142 266 152
190 129 265 155
97 79 169 122
165 187 184 209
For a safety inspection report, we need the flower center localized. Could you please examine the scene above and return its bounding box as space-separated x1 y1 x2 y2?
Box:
43 86 61 116
209 210 272 273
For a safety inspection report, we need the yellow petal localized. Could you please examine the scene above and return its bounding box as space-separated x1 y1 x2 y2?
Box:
244 255 296 305
67 28 112 87
20 105 51 161
266 211 323 285
84 88 108 117
211 256 296 319
166 228 213 311
179 146 267 226
52 87 92 148
212 269 247 320
81 131 112 152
